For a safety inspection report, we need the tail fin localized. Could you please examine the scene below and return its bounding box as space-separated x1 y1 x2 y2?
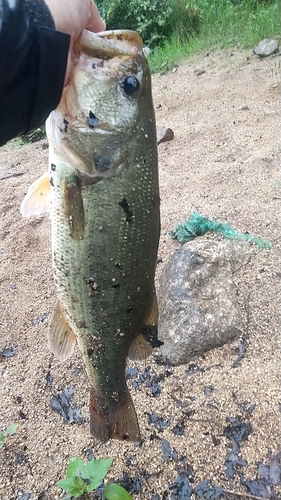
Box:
89 388 140 442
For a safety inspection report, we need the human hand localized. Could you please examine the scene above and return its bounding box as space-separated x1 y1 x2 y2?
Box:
45 0 106 83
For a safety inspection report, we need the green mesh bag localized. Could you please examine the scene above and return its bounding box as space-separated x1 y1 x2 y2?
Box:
170 211 272 250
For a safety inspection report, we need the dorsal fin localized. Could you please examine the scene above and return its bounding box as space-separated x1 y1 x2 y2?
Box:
48 301 76 361
20 172 51 217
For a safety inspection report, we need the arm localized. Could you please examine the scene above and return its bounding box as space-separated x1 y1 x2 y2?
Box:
0 0 70 146
0 0 105 147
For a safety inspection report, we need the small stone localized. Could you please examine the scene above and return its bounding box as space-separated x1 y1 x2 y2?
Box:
18 494 31 500
157 126 174 145
194 69 206 76
253 39 278 57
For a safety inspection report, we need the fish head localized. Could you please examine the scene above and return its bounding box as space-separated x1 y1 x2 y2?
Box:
47 30 155 179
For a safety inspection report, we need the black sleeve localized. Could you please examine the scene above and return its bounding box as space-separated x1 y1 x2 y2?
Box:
0 0 70 146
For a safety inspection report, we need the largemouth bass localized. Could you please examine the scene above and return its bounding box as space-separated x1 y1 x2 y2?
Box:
21 30 161 441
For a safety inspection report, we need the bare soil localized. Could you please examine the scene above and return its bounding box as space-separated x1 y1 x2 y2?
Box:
0 47 280 500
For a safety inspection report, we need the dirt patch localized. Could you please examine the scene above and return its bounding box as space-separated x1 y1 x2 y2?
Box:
0 48 280 499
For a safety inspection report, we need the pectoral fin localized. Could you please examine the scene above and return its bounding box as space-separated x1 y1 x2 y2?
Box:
20 172 51 217
62 177 85 240
48 301 76 361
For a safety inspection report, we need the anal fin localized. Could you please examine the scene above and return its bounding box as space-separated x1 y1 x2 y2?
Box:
128 291 161 360
145 289 158 326
48 301 76 361
90 387 140 442
128 332 153 360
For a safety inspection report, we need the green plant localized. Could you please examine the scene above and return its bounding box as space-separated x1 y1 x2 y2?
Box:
96 0 280 71
0 422 19 449
57 456 133 499
22 127 46 143
148 0 280 72
96 0 202 47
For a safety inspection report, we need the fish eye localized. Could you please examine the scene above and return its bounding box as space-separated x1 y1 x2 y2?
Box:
121 75 140 96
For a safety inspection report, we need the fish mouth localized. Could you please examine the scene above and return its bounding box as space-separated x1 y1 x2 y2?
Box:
80 29 144 58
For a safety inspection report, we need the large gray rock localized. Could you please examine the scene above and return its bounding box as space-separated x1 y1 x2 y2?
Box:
158 239 244 365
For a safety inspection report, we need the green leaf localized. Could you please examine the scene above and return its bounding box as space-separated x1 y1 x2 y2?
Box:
104 483 133 500
86 480 99 493
80 461 92 481
66 457 85 478
69 485 86 498
6 422 19 435
81 457 114 487
57 477 78 493
73 476 86 490
57 476 85 496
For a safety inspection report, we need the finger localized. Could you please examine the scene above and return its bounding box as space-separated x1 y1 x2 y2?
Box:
64 52 72 86
86 0 106 32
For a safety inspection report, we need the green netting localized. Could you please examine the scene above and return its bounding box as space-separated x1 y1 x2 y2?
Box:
169 211 272 250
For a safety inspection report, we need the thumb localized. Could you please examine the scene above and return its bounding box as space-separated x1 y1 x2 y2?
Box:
86 1 106 32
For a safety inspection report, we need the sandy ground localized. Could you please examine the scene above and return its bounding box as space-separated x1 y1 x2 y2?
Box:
0 47 280 500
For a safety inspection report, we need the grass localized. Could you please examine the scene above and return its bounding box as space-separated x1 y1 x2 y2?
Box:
0 137 25 151
0 127 46 152
148 0 281 72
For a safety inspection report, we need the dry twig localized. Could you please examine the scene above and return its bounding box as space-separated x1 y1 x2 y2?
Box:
232 256 251 274
232 294 250 368
0 172 24 180
223 488 271 500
